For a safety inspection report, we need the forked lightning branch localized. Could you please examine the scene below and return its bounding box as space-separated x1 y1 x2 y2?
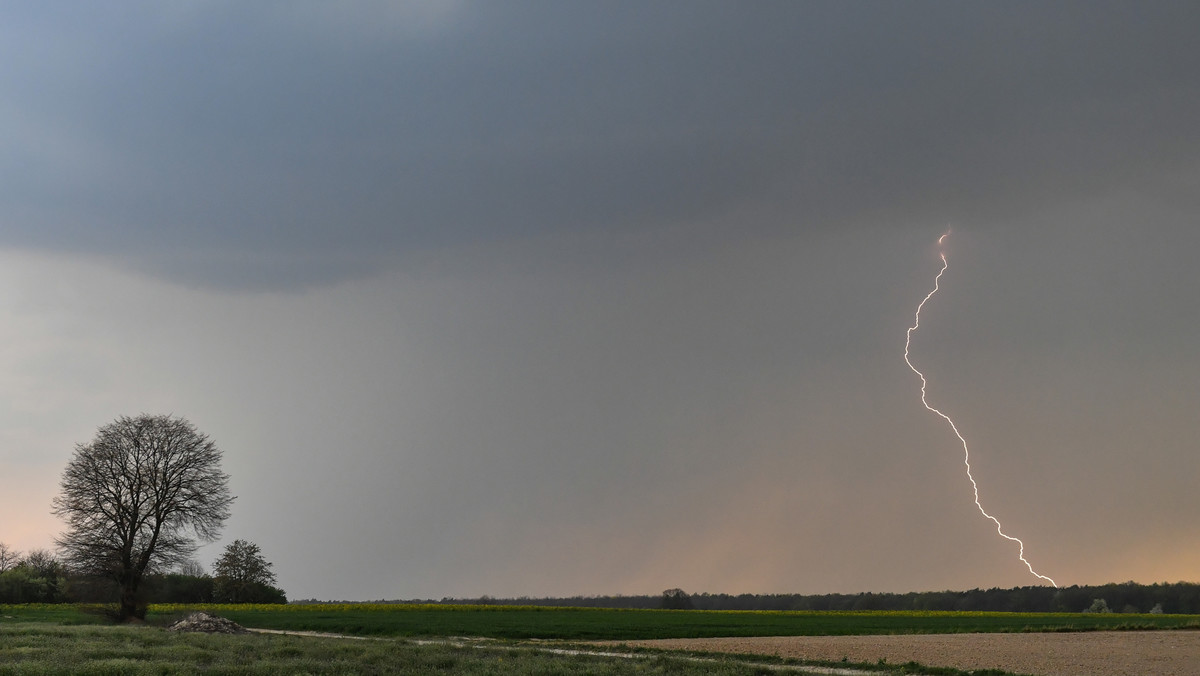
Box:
904 232 1057 587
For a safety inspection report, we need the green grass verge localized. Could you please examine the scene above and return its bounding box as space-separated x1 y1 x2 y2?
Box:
0 605 107 625
5 602 1199 642
138 604 1200 640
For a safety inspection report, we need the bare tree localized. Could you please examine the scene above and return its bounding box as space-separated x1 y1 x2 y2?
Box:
19 549 61 577
0 543 19 572
178 559 207 578
213 539 285 603
53 414 234 620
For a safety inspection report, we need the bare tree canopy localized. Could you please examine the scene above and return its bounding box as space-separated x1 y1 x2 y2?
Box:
178 559 207 578
0 543 19 572
213 539 285 603
53 414 234 620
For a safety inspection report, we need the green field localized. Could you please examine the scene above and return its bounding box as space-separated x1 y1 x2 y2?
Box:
5 603 1199 641
159 603 1200 640
0 611 1028 676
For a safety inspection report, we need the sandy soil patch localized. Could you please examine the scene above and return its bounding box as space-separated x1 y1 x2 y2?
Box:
605 631 1200 676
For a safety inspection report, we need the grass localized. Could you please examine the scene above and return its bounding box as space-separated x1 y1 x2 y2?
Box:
0 604 108 626
5 603 1199 640
3 603 1195 675
0 622 1016 676
140 604 1200 640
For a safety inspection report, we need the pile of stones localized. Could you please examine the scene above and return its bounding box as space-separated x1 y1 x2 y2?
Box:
167 611 249 634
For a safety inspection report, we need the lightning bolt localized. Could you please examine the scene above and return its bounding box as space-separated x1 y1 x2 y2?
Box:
904 231 1058 588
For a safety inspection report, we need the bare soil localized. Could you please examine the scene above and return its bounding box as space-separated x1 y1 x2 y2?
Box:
606 631 1200 676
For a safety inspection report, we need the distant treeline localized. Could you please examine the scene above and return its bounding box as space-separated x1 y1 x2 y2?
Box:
1 569 286 605
363 582 1200 614
0 550 285 605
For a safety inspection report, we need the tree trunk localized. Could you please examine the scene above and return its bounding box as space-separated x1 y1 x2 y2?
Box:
118 573 144 622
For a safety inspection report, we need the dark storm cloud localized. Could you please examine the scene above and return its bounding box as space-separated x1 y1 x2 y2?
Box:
3 1 1199 289
7 3 1200 600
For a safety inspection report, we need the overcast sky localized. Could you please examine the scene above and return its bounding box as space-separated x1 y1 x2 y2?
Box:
3 1 1200 600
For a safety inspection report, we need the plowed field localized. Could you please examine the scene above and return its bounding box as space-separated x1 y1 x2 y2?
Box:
610 631 1200 676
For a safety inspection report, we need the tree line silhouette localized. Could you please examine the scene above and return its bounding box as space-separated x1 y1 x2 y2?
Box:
422 582 1200 614
0 545 285 606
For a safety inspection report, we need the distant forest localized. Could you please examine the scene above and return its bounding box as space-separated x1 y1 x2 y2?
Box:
379 582 1200 615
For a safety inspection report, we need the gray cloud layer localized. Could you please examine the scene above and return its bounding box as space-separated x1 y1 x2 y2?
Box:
4 2 1200 599
3 2 1199 289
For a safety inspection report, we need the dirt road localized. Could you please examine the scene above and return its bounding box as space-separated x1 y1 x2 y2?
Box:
608 631 1200 676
